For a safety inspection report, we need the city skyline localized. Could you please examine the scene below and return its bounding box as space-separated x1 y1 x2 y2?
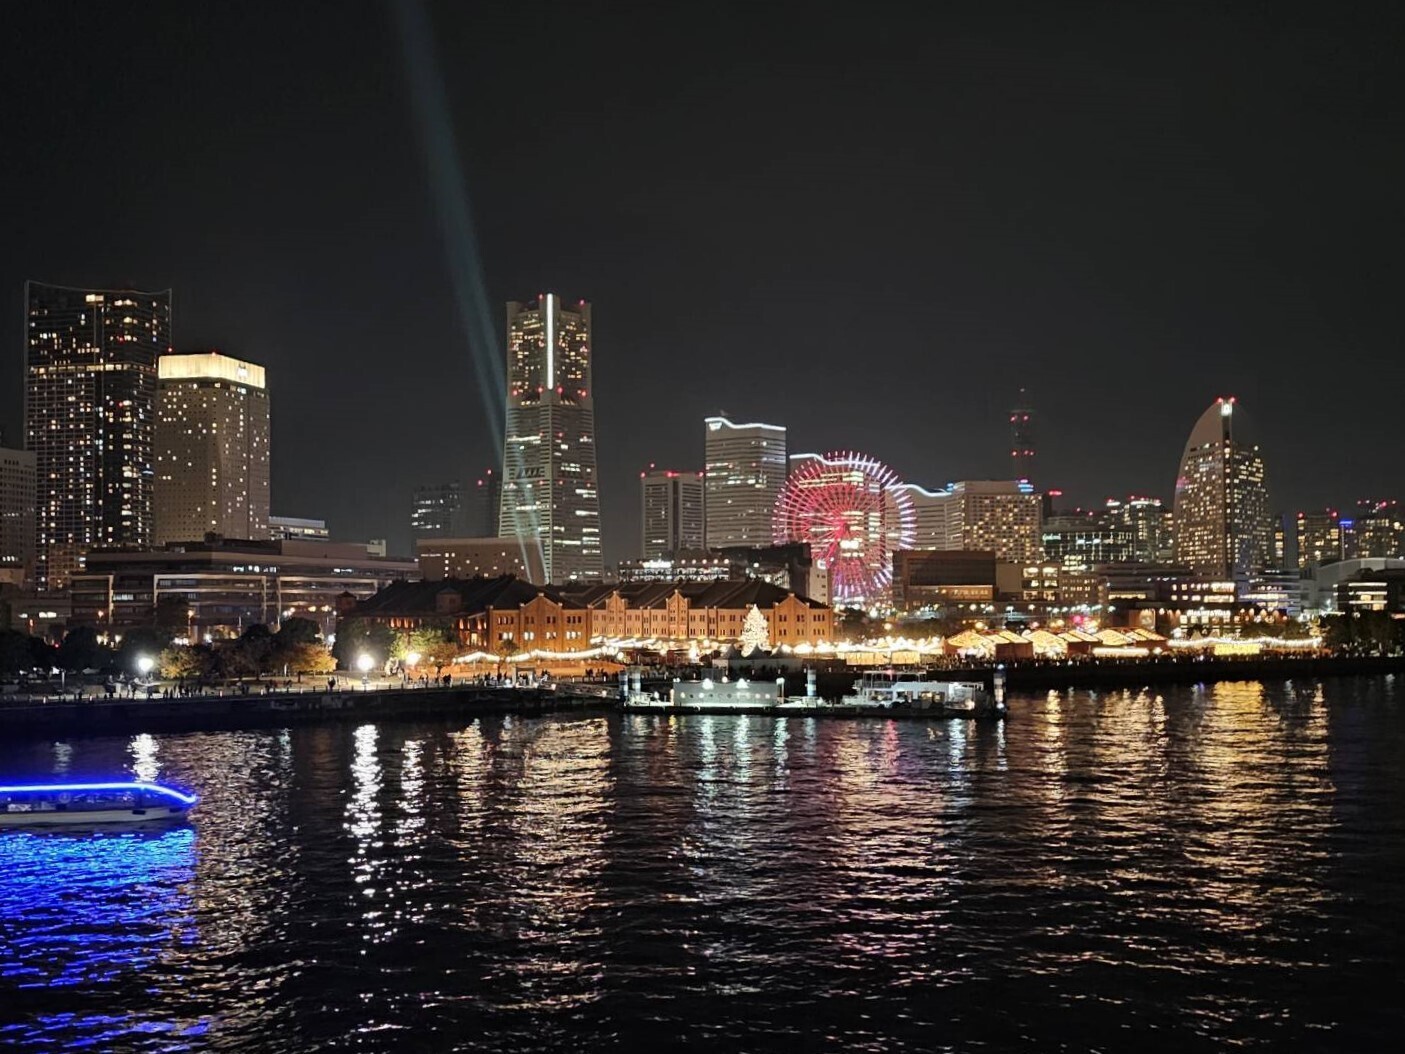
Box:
2 6 1404 564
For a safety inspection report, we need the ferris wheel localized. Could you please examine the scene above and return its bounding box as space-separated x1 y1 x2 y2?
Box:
772 451 915 603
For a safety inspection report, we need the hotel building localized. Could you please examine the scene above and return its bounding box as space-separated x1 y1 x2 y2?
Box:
154 351 270 545
1173 397 1272 577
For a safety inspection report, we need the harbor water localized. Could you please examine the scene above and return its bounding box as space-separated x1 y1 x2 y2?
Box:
2 677 1403 1051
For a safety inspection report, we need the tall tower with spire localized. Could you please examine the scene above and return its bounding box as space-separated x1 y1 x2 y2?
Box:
1009 388 1035 483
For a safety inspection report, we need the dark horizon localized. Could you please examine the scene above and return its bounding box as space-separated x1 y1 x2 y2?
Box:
4 2 1403 561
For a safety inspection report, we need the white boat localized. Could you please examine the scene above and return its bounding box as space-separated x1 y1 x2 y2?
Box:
0 782 198 826
840 670 1005 717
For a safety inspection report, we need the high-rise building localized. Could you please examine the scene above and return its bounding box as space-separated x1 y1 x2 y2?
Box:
154 351 269 545
703 417 787 549
498 294 602 583
1345 499 1404 560
411 482 464 539
901 481 1043 564
640 468 705 559
465 468 502 538
891 483 953 549
1041 507 1132 571
1105 496 1175 564
25 281 171 589
0 445 36 586
1009 389 1035 483
1295 509 1344 570
1173 397 1272 578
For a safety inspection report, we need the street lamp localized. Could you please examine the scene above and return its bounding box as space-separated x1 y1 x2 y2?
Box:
404 651 420 687
136 655 155 694
357 652 373 688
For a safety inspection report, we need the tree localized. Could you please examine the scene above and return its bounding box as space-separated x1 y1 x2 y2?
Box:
154 594 192 633
228 624 276 678
275 617 322 650
835 607 875 642
740 604 770 655
332 617 398 671
422 638 461 678
159 644 212 681
57 626 109 672
283 642 336 675
0 630 33 674
115 625 173 674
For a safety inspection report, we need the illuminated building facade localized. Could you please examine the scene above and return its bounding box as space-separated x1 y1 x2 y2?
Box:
69 538 417 640
703 417 788 549
416 536 527 581
268 515 329 541
154 352 269 545
24 282 171 590
640 468 705 558
944 481 1044 564
1173 397 1272 578
498 295 602 583
1344 499 1404 560
465 469 501 537
0 445 36 587
891 483 954 548
411 482 465 539
1108 496 1175 563
1295 509 1344 570
1041 508 1132 570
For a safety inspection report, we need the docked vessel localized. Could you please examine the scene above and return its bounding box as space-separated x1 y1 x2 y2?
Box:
839 670 1005 718
0 782 198 826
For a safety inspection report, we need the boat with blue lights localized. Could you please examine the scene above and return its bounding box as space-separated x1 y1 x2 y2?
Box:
0 782 198 826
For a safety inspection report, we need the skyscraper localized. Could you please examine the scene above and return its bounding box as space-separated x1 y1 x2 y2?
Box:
498 294 602 583
1009 388 1035 483
25 281 171 589
154 351 270 545
465 468 502 537
0 444 36 586
411 482 464 539
640 468 705 558
703 417 788 549
1295 509 1344 570
1173 397 1272 577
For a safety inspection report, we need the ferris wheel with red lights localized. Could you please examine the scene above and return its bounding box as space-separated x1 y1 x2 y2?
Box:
772 451 916 604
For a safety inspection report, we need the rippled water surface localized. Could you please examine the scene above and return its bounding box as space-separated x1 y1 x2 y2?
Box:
2 678 1404 1051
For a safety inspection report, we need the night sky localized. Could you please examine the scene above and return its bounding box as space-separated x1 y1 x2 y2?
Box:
3 2 1403 562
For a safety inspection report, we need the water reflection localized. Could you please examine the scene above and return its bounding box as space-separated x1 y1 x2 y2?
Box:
0 682 1400 1051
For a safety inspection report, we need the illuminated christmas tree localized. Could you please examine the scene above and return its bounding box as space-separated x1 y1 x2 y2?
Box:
740 604 770 656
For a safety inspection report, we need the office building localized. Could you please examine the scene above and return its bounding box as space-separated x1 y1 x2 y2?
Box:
154 351 269 545
1108 496 1175 563
1344 499 1404 560
465 468 501 538
498 294 602 582
891 483 954 549
893 549 1008 611
24 281 171 589
0 445 36 587
69 538 417 640
1041 508 1132 570
411 482 465 539
0 446 36 590
268 515 329 541
703 417 787 549
1295 510 1344 570
416 536 528 581
640 468 705 558
1173 397 1272 577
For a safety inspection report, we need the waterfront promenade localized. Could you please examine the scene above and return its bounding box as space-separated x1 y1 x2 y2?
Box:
2 654 1403 739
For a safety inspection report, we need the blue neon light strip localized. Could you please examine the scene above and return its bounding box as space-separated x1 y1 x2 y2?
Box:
0 782 198 806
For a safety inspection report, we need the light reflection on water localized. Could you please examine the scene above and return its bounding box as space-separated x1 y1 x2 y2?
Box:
0 680 1402 1051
